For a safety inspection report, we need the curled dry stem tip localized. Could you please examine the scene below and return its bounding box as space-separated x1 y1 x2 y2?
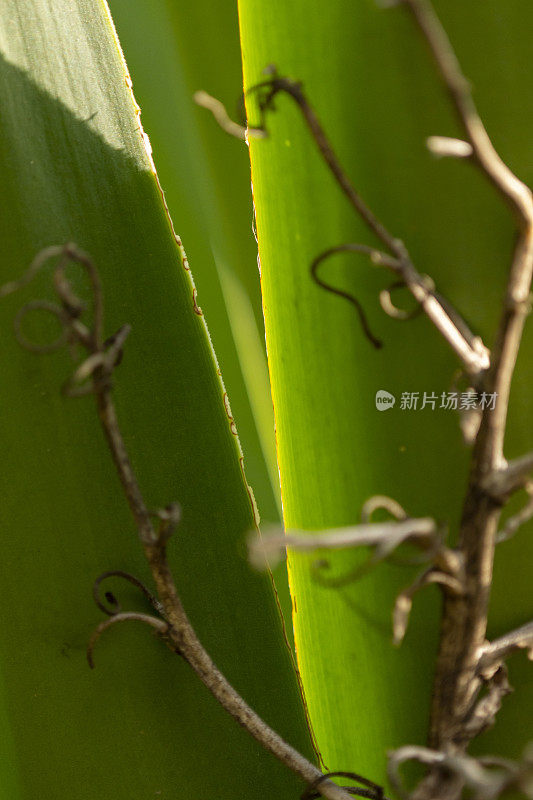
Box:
87 612 168 669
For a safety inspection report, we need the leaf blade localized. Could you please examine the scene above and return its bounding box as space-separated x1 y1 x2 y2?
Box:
0 1 314 797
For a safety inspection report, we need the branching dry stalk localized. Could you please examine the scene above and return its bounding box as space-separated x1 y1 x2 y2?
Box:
0 244 363 800
399 5 533 795
200 1 533 797
199 69 490 376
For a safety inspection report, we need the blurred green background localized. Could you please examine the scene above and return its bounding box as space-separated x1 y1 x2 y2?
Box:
0 1 310 798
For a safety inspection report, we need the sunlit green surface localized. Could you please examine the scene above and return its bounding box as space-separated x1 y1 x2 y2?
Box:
106 0 281 520
0 1 313 797
239 0 533 784
108 0 290 632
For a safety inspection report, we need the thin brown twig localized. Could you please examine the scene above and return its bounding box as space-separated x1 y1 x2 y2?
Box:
196 71 491 372
378 280 424 321
310 244 395 348
402 0 533 462
392 3 533 782
481 452 533 500
246 73 490 376
496 482 533 543
0 244 355 800
193 90 266 140
301 771 387 800
94 385 353 799
360 495 408 522
477 621 533 676
14 300 69 353
249 517 438 571
92 570 165 618
402 0 533 224
461 666 512 742
392 568 463 646
87 612 169 669
426 136 473 159
387 745 533 800
242 5 533 795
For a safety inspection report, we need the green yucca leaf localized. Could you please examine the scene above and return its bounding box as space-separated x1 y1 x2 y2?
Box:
0 1 313 797
239 0 533 785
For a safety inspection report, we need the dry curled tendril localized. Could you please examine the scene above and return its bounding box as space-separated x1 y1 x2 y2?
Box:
250 494 462 647
0 243 128 396
0 243 374 800
197 65 490 375
301 771 388 800
87 570 172 669
198 1 533 795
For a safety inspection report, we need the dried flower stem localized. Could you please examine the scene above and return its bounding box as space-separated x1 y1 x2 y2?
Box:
245 74 490 376
399 2 533 776
236 3 533 795
1 243 354 800
94 363 354 800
